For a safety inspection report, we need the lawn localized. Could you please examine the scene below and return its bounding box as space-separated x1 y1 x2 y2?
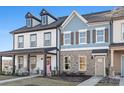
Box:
96 77 120 86
0 76 91 86
0 75 17 81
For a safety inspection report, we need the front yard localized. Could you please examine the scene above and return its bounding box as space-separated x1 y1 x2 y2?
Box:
96 77 120 86
0 75 91 86
0 75 18 81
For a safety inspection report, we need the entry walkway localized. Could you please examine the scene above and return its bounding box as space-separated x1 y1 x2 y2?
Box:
0 74 40 84
119 77 124 86
77 76 103 86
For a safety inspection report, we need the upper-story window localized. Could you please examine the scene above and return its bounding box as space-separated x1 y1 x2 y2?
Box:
64 32 71 45
18 35 24 48
44 32 51 46
79 30 87 44
30 34 37 47
122 23 124 41
42 15 47 25
96 27 105 43
26 18 32 27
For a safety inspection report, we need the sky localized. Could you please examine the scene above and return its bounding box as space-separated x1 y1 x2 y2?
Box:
0 6 116 51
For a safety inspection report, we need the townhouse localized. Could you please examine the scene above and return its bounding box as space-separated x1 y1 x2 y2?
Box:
0 7 124 77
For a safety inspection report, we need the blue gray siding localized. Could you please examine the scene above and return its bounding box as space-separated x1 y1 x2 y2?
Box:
61 16 110 49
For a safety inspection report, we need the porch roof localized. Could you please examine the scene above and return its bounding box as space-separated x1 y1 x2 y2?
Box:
92 49 108 54
110 43 124 47
0 47 57 56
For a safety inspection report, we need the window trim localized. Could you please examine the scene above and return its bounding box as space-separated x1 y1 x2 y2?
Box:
96 27 105 43
63 31 71 46
78 56 87 71
30 34 37 47
78 29 87 44
44 32 51 46
63 56 71 71
18 35 24 48
121 23 124 41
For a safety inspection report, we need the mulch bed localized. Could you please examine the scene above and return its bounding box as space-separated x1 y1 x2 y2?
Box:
96 77 120 86
48 75 91 83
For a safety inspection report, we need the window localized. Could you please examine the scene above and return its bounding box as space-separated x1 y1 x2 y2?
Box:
79 56 86 71
30 57 36 70
96 28 105 43
18 35 24 48
122 23 124 41
18 56 24 69
64 33 71 45
26 18 32 27
79 31 87 44
64 56 71 70
44 32 51 46
42 15 47 25
30 34 37 47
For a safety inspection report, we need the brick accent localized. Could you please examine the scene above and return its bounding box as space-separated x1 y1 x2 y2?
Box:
60 50 110 76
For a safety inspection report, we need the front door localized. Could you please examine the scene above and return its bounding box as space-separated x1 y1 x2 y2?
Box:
121 55 124 76
30 56 36 73
95 56 105 76
46 56 51 76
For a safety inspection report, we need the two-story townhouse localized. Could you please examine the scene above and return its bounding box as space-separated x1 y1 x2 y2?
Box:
0 9 64 76
60 10 111 76
1 7 124 77
110 7 124 77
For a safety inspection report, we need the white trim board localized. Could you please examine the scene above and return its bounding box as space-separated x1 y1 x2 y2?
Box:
61 46 109 51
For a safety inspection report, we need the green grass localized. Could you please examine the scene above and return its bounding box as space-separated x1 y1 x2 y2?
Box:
0 76 79 86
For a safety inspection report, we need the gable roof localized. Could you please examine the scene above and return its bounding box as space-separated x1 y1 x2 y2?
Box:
61 10 88 28
10 9 117 34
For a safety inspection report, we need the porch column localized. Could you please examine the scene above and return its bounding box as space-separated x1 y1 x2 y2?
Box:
44 53 47 76
12 55 15 75
27 54 30 75
111 50 115 76
0 56 2 74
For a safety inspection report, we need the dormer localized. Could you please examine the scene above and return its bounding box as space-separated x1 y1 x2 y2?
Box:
40 9 57 25
25 12 41 28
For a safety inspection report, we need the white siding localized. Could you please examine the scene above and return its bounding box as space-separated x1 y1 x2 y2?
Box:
14 29 57 49
15 54 56 71
48 16 55 24
32 19 40 27
113 19 124 43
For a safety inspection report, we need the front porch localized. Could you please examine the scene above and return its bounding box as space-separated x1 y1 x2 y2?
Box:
0 47 59 76
110 43 124 77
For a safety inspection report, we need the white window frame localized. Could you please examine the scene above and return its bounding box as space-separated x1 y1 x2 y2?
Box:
78 56 87 71
96 27 105 43
63 32 71 45
78 29 87 44
121 23 124 41
63 56 71 71
42 15 47 25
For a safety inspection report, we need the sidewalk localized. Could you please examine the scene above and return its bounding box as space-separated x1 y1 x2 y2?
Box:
77 76 103 86
0 74 40 84
119 77 124 86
